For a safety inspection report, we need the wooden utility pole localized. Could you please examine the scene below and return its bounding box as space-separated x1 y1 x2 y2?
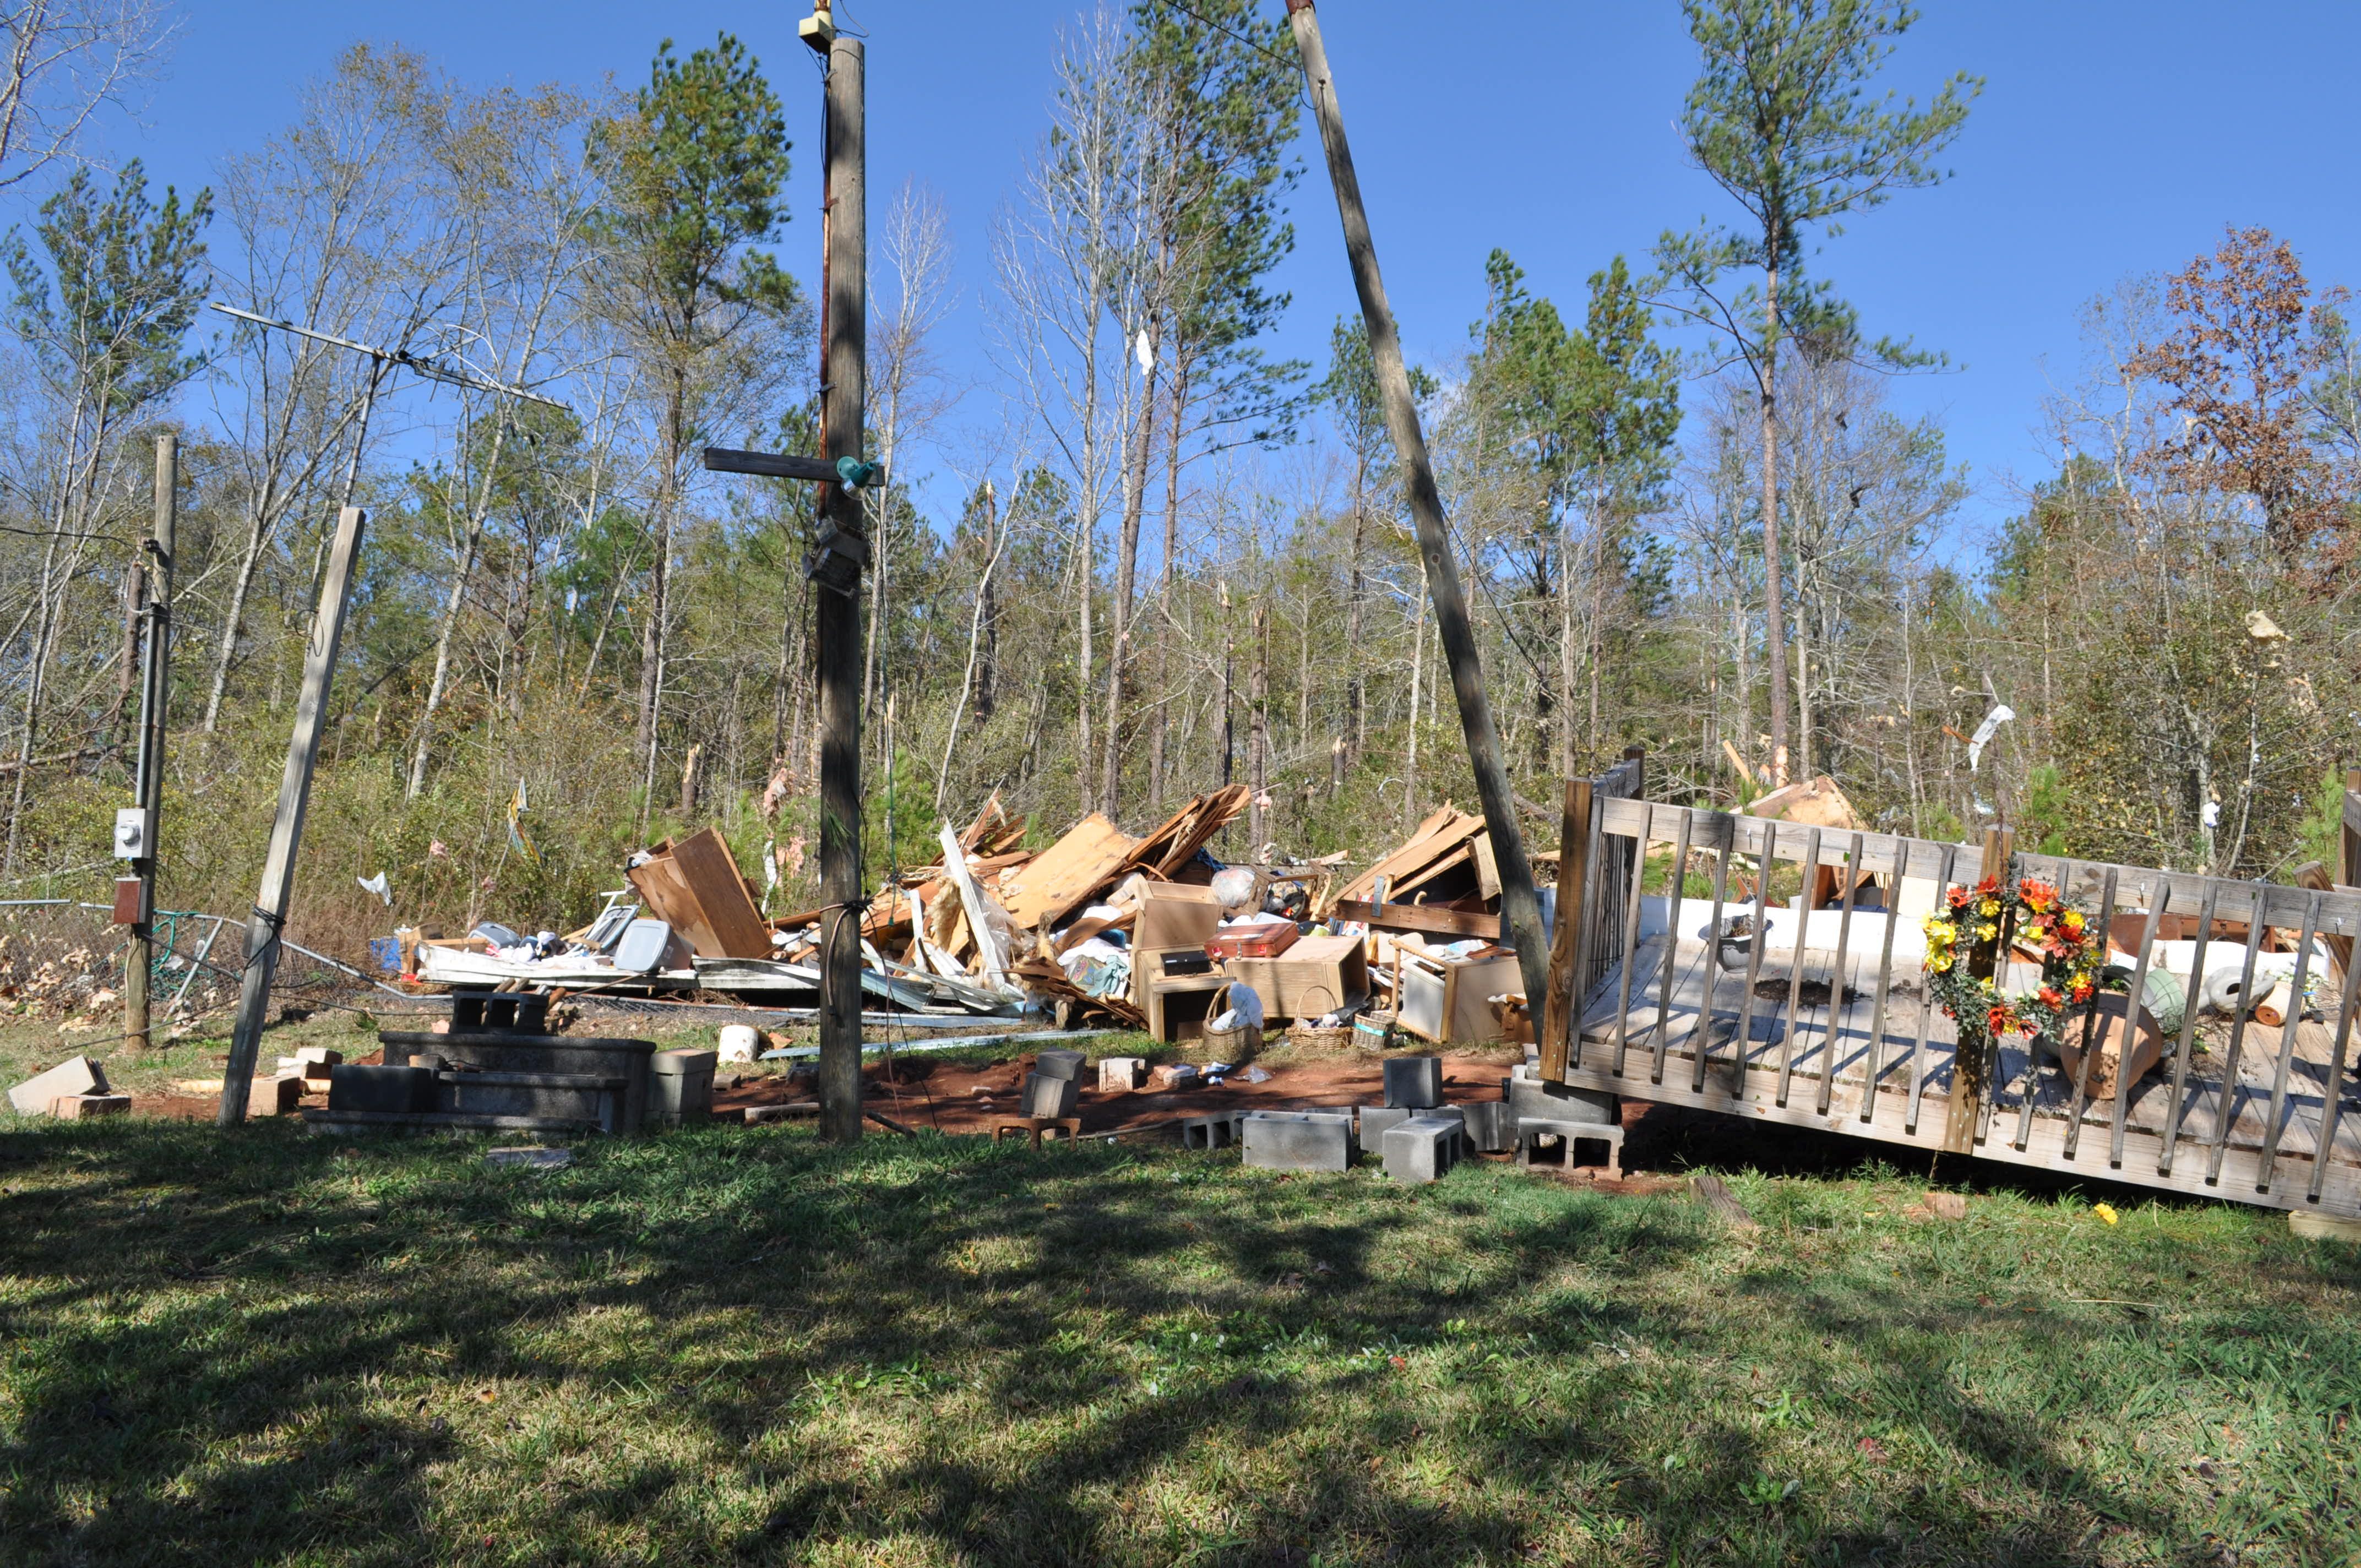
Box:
1283 0 1556 1017
814 31 869 1144
123 434 176 1050
218 506 367 1125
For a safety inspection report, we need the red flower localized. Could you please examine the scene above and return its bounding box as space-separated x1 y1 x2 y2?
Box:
1987 1005 2016 1036
2071 979 2093 1003
1977 876 2001 896
2039 986 2064 1008
1949 888 1972 910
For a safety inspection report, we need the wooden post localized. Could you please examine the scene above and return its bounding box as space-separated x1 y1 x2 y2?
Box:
1284 0 1555 1016
1539 775 1593 1080
2343 766 2359 891
1941 824 2012 1155
123 433 175 1050
814 34 869 1145
219 506 366 1125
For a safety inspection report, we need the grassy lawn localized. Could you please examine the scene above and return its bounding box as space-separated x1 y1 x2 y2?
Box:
4 1100 2359 1567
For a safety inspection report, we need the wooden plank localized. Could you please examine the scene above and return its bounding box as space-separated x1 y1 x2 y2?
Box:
2060 864 2119 1159
1332 898 1502 940
1909 844 1961 1134
2107 897 2169 1166
1815 833 1863 1115
2205 911 2273 1185
1774 826 1823 1107
1391 841 1475 899
1539 777 1594 1080
2258 892 2326 1188
2159 882 2220 1176
1335 808 1482 904
1609 806 1652 1077
701 446 850 484
1652 807 1695 1086
627 826 772 959
2295 862 2355 984
1691 831 1735 1095
2309 950 2361 1201
1860 832 1904 1123
996 812 1137 930
1728 841 1775 1098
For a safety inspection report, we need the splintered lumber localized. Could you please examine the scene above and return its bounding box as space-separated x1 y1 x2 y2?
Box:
998 813 1139 930
1110 784 1253 884
1336 809 1487 905
629 828 773 958
1013 957 1146 1028
938 823 1012 987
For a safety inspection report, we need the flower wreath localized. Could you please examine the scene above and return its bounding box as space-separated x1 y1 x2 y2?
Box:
1922 870 2106 1047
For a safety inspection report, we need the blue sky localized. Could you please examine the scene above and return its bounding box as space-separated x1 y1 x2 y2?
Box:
83 0 2361 546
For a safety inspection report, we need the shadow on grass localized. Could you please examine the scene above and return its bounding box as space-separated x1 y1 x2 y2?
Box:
0 1116 2347 1565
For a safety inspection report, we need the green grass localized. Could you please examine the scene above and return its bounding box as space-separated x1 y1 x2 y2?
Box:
4 1114 2360 1566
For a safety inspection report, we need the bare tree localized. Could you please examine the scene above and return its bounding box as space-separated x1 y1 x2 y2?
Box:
0 0 168 194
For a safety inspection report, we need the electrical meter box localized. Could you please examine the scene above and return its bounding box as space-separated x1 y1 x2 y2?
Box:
112 807 153 860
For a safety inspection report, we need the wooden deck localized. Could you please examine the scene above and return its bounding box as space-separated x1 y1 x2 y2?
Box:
1544 790 2361 1218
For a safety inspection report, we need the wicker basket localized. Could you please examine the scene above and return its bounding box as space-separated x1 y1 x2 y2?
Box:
1201 981 1263 1058
1286 985 1353 1050
1351 1007 1398 1053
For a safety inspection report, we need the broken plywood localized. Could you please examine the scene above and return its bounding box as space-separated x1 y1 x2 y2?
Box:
628 827 772 959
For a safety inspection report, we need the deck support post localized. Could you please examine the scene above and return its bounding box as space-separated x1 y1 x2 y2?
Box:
1942 825 2012 1155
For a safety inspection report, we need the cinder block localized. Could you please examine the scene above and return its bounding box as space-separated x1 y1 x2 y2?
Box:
296 1046 344 1068
1461 1100 1511 1155
1097 1056 1147 1092
1241 1110 1356 1173
9 1056 107 1116
1382 1115 1460 1184
50 1093 130 1120
1509 1074 1615 1128
327 1064 435 1115
1033 1048 1088 1082
1383 1055 1443 1109
1357 1104 1412 1145
1021 1071 1079 1119
1181 1110 1246 1149
648 1048 717 1128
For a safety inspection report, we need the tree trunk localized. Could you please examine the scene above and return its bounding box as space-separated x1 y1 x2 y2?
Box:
203 504 276 733
1405 557 1427 831
1102 321 1158 815
1344 450 1367 767
1249 597 1269 853
638 372 684 831
1759 254 1792 786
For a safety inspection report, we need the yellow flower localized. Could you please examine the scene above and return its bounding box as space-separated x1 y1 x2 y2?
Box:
1924 918 1952 944
2092 1203 2119 1226
2062 911 2084 932
1977 923 1999 943
1979 898 2001 918
1928 952 1954 973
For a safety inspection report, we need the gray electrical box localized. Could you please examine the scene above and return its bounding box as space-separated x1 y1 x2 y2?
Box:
112 807 153 860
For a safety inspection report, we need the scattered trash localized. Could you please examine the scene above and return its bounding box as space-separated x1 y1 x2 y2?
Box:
2093 1202 2119 1226
357 871 391 905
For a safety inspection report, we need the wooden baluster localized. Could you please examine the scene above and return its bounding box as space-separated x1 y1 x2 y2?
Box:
1941 829 2009 1156
1775 826 1824 1108
1860 835 1907 1125
2203 896 2272 1186
2307 939 2361 1204
1690 815 1734 1095
1609 805 1654 1077
1652 808 1694 1086
1816 832 1863 1118
2157 883 2219 1177
2059 865 2119 1159
1728 820 1777 1099
1907 842 1962 1136
2108 893 2169 1167
2256 892 2324 1190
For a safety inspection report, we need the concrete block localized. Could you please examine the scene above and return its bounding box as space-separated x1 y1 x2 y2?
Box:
1241 1109 1356 1173
1461 1100 1511 1155
1357 1104 1412 1146
1181 1110 1247 1150
648 1049 717 1128
1097 1056 1148 1093
1151 1063 1201 1091
50 1093 130 1120
256 1074 304 1116
10 1056 107 1116
1383 1055 1443 1109
1518 1117 1624 1177
1033 1048 1088 1082
1382 1115 1460 1184
327 1064 436 1115
1509 1074 1616 1128
296 1046 344 1069
1021 1071 1079 1119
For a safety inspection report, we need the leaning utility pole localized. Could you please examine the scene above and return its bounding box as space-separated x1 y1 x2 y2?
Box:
813 28 871 1144
218 506 366 1124
122 433 176 1050
1282 0 1557 1020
